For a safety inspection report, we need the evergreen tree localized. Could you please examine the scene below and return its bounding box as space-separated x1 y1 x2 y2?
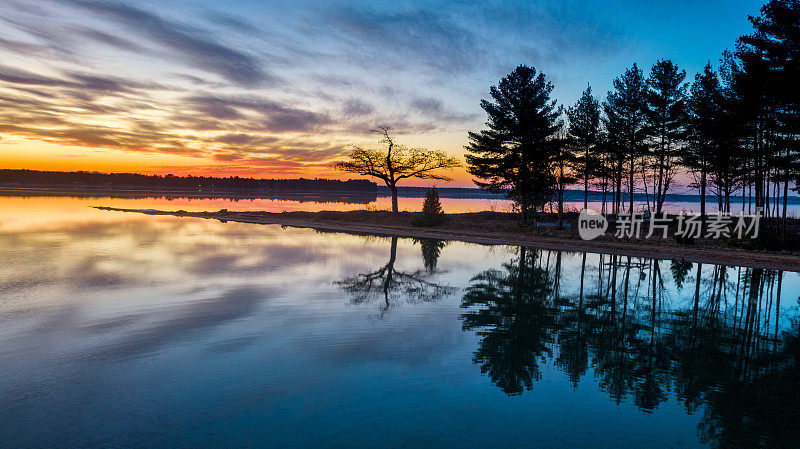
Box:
716 50 746 213
553 121 575 228
603 64 648 214
643 59 688 213
567 85 602 210
413 186 446 227
465 65 563 225
685 63 724 225
739 0 800 232
730 46 773 218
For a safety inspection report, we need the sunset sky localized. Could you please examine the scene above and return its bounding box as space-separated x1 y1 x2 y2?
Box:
1 0 763 187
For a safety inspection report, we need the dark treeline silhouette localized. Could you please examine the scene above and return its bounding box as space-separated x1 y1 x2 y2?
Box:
460 247 799 448
467 0 800 235
0 169 377 193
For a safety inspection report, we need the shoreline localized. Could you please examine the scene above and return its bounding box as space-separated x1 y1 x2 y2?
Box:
94 207 800 272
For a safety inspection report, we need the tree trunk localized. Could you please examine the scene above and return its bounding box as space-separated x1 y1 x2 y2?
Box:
584 146 590 210
521 202 529 226
782 178 788 237
616 167 623 214
554 251 562 301
382 236 398 310
584 176 588 211
579 252 586 326
558 161 564 228
629 154 635 213
656 146 665 214
700 170 707 231
389 184 399 213
693 262 702 326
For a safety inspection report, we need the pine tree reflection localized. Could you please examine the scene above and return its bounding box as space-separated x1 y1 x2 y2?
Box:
460 247 557 395
415 238 447 274
461 250 799 448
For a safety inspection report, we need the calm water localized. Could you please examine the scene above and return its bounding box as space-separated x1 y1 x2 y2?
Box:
1 196 799 448
4 189 798 216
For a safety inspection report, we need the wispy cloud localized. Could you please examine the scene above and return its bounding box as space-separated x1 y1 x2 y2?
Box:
61 0 275 86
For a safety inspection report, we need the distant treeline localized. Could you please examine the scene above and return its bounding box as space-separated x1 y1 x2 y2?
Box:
0 169 377 193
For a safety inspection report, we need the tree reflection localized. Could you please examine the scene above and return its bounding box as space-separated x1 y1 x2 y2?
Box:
337 236 454 316
461 250 800 448
415 238 447 273
460 247 557 394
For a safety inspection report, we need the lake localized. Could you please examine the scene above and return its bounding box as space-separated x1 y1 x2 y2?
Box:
1 196 799 448
4 187 799 216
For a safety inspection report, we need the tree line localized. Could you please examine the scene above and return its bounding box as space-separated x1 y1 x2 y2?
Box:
466 0 800 234
0 169 377 193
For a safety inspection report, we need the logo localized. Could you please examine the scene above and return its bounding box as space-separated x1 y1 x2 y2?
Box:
578 209 608 240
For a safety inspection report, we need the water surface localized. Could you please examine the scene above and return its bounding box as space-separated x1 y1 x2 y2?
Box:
1 197 799 448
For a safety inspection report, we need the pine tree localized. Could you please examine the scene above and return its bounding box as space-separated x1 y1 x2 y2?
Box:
685 62 723 226
465 64 562 225
644 59 688 213
603 64 647 214
716 50 746 213
739 0 800 233
413 186 445 227
567 85 602 210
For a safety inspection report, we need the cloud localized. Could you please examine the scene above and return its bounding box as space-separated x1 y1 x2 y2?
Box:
64 0 274 87
406 96 479 125
75 28 145 52
184 95 333 132
203 10 260 34
324 6 477 73
213 133 278 145
0 36 52 55
0 65 71 87
410 96 443 114
0 64 163 95
342 98 374 116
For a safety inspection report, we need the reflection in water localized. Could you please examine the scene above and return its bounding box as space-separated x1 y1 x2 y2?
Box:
2 196 800 448
0 189 379 204
460 247 800 448
415 238 447 273
336 236 455 316
461 246 556 394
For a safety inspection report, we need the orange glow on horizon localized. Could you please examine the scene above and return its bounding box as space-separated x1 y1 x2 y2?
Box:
0 136 477 187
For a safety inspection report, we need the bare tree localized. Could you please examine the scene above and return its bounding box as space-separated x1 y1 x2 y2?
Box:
332 126 461 213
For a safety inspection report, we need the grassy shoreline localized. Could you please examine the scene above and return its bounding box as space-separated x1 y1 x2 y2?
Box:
95 207 800 272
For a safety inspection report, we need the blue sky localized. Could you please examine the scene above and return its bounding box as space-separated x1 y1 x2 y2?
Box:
0 0 765 183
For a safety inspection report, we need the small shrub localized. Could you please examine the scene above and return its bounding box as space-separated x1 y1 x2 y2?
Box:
412 187 446 227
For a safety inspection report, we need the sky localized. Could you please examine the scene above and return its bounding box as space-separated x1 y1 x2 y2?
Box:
0 0 765 187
